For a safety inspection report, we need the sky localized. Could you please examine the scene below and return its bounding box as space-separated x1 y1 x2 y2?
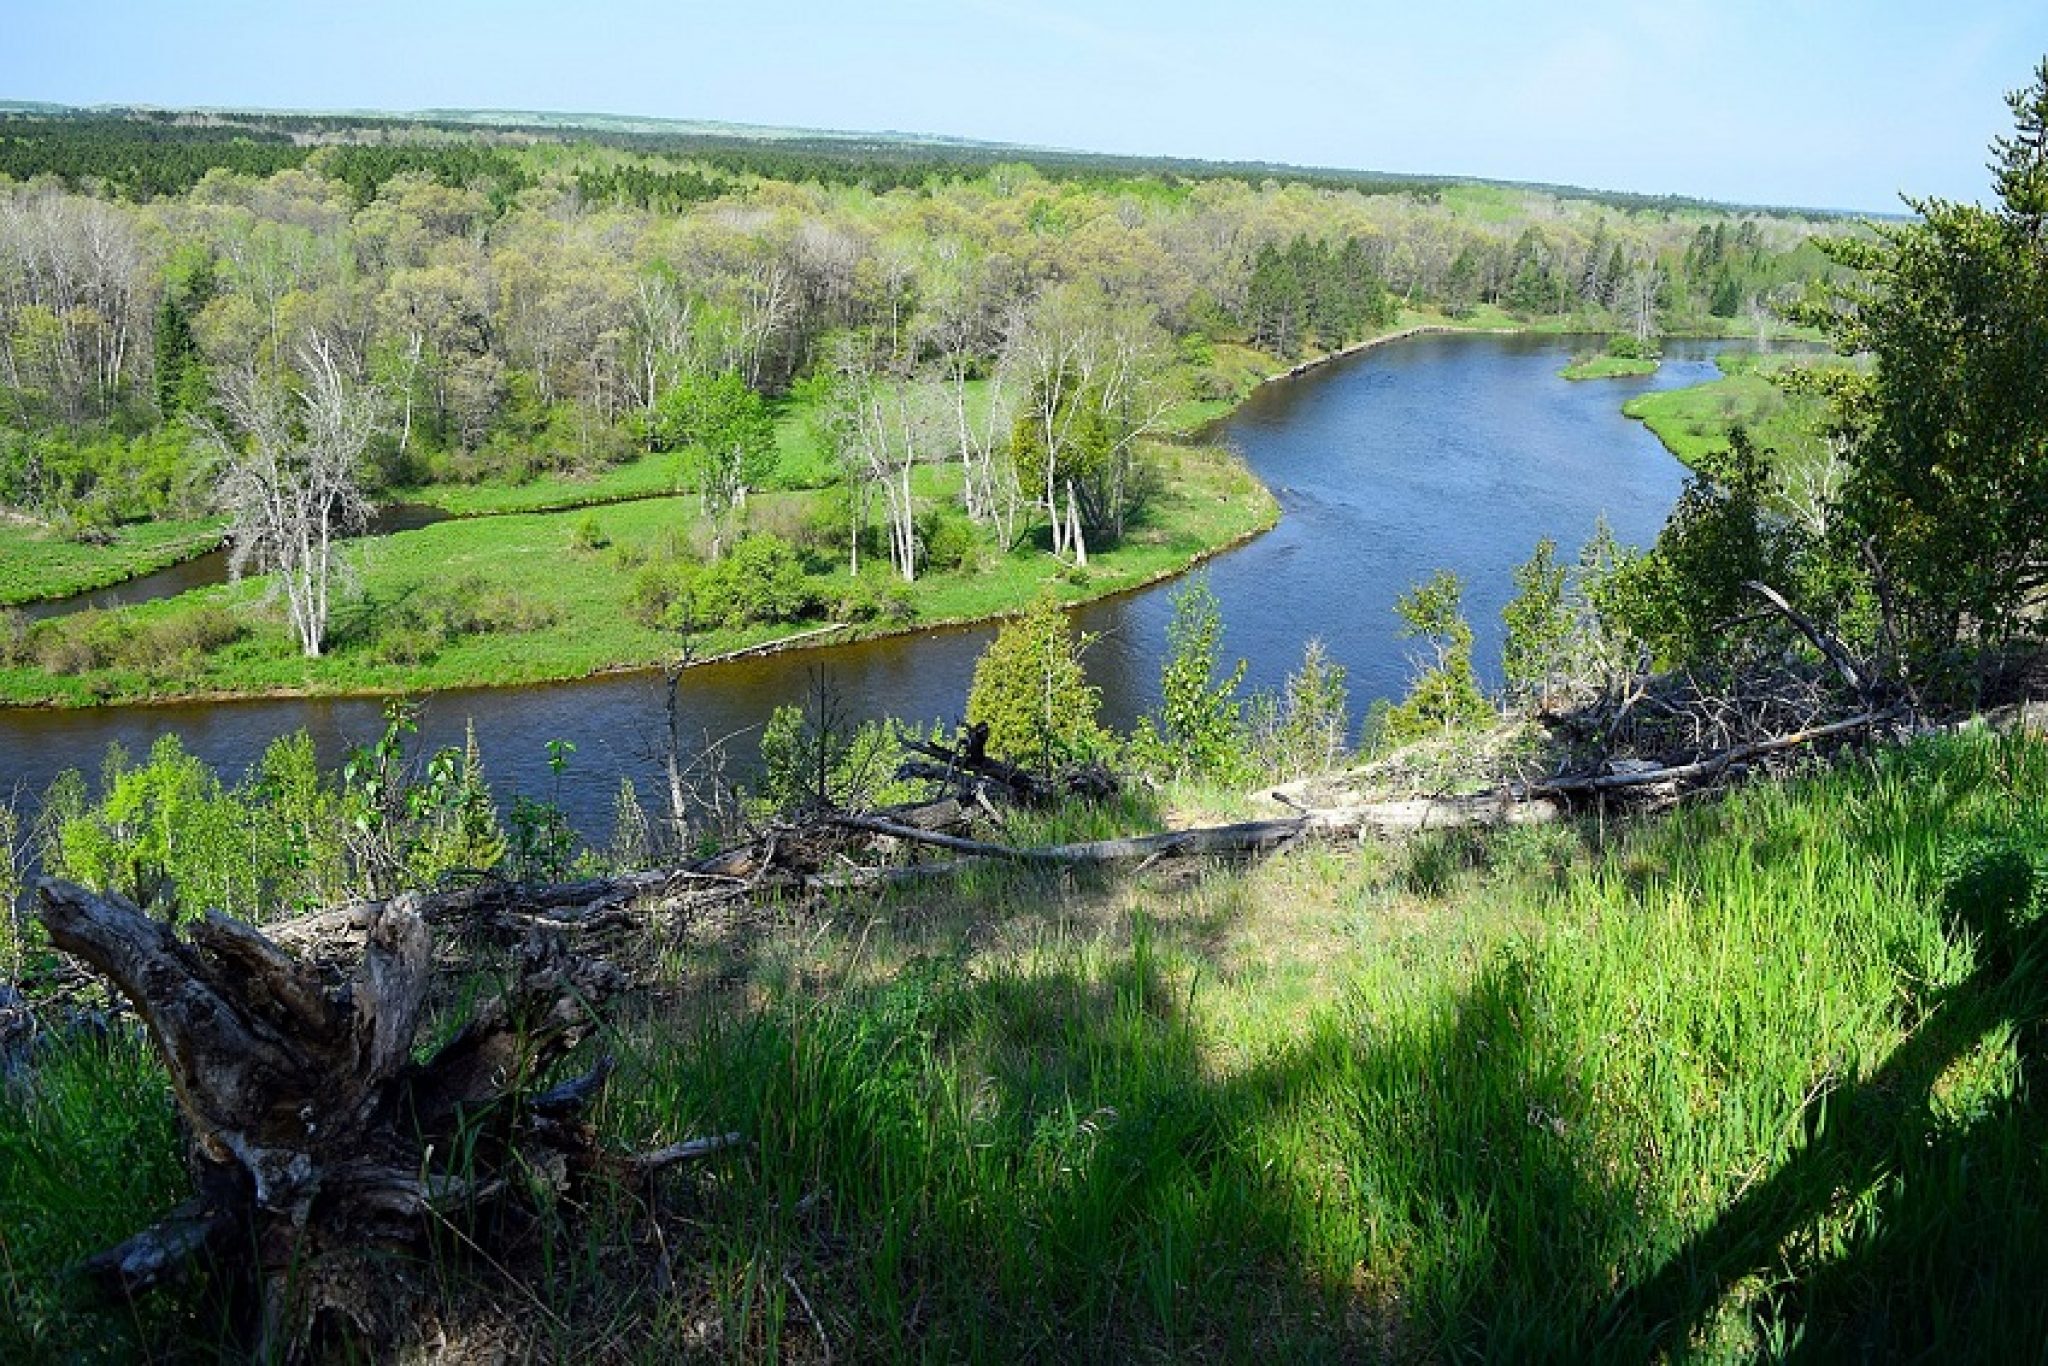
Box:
3 1 2044 213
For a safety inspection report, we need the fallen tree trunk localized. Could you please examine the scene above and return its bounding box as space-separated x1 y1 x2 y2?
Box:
817 792 1563 886
899 732 1118 806
33 878 731 1360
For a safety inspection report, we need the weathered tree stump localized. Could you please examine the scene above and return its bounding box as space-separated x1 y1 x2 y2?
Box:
31 877 672 1359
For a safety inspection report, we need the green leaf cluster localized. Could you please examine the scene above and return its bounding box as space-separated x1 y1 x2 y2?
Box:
965 593 1106 774
1384 569 1491 742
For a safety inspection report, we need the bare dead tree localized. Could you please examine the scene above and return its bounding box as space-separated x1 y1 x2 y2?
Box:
202 334 380 658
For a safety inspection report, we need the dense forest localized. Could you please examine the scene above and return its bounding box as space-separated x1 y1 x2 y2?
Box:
0 106 1832 529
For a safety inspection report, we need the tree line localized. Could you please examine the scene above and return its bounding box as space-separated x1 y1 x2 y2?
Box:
1 107 1845 658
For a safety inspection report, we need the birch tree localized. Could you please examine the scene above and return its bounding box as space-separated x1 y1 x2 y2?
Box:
204 334 379 658
813 338 947 582
1003 288 1173 564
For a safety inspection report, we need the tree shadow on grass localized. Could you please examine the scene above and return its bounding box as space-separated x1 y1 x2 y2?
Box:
645 902 1657 1362
1594 846 2048 1361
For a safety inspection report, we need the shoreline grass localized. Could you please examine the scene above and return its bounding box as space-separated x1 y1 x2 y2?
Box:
0 517 225 608
1560 354 1659 380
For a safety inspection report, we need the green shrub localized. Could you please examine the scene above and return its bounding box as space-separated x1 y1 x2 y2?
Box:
1383 569 1492 743
828 570 916 625
629 560 697 630
920 508 982 574
966 593 1106 772
0 608 30 667
694 533 815 630
755 704 922 815
1132 576 1250 782
373 574 558 661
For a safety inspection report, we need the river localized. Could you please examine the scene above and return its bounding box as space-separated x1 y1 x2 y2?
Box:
0 332 1728 837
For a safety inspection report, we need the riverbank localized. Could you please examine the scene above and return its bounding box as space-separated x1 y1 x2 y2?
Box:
1621 349 1841 480
0 517 225 608
0 441 1277 708
0 314 1762 710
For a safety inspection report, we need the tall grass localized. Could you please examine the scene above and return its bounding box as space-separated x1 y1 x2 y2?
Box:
7 728 2047 1359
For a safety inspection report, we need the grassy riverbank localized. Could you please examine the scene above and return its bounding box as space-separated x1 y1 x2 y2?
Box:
0 440 1273 706
10 725 2044 1360
0 517 224 607
1623 350 1839 482
0 312 1496 708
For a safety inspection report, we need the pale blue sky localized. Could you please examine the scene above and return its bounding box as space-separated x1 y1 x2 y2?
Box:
4 1 2043 212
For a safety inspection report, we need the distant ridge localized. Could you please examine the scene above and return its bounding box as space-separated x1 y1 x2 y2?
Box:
0 98 1885 219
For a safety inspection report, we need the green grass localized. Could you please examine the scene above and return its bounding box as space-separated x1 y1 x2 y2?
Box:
1623 359 1835 484
395 382 996 515
393 451 691 517
0 518 224 607
594 727 2048 1360
12 727 2048 1359
1560 353 1659 381
0 441 1276 706
0 1029 197 1362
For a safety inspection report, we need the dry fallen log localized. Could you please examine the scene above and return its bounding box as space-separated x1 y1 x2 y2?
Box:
33 877 732 1359
1527 707 1905 800
815 792 1562 887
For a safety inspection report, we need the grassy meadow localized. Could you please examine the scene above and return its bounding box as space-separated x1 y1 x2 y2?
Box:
1622 354 1837 480
0 517 225 607
9 726 2048 1360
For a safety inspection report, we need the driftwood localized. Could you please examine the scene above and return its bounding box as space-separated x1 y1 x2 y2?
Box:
33 878 736 1360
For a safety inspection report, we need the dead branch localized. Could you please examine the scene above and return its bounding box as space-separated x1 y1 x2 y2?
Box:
1742 579 1873 703
1529 707 1904 799
899 734 1118 806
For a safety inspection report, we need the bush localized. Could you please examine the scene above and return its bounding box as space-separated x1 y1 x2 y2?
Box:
569 515 610 552
1131 576 1251 782
0 609 30 667
373 575 557 662
1256 637 1350 779
1939 829 2048 959
920 508 981 574
828 570 916 625
1383 569 1492 743
965 593 1106 772
629 560 697 630
694 533 816 630
754 703 923 815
